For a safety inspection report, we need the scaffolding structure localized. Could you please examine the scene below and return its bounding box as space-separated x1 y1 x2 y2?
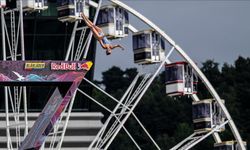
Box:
1 1 28 149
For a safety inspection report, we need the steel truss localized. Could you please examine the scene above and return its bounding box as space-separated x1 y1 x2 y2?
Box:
1 1 28 149
84 46 175 150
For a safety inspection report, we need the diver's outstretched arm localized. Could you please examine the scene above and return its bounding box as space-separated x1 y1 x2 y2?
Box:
110 44 125 50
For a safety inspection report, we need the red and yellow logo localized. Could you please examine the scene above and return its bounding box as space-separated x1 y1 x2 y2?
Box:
25 62 46 70
78 61 92 71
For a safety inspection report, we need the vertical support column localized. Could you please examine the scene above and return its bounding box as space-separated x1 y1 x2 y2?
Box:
1 9 6 59
19 0 28 137
65 21 78 61
19 0 25 60
1 7 11 150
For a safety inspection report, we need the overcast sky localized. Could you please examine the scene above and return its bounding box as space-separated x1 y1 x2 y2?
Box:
93 0 250 80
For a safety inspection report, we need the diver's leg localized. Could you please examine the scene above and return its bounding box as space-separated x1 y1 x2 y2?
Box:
82 16 94 28
93 25 103 32
81 13 95 27
82 17 104 40
93 26 106 40
81 13 105 40
91 28 102 39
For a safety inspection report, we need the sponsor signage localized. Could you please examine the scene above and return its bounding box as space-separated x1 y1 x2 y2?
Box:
51 62 77 71
25 62 46 70
50 62 92 71
0 60 93 84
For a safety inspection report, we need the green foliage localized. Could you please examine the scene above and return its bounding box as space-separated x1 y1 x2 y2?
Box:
92 56 250 150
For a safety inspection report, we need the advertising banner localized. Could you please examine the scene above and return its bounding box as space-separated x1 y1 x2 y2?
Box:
0 60 92 84
0 60 93 150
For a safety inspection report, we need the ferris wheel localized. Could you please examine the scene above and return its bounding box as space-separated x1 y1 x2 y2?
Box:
0 0 247 150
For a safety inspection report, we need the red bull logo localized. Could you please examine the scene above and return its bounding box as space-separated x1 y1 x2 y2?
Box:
77 62 92 71
51 63 77 71
50 62 92 71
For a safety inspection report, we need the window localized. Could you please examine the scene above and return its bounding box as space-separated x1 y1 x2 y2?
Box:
134 52 151 61
161 38 165 50
152 32 160 56
145 34 151 48
133 35 137 50
214 145 233 150
133 36 137 50
108 8 114 23
124 10 129 24
115 7 123 31
133 33 151 50
75 0 84 13
124 27 129 34
97 8 114 25
192 103 211 120
57 0 74 6
102 9 108 23
165 66 183 83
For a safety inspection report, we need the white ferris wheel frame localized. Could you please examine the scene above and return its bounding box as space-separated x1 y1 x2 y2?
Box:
107 0 245 149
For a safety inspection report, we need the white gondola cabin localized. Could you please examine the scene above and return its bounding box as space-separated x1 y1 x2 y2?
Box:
165 62 197 96
192 99 225 134
0 0 6 8
214 141 247 150
96 5 129 39
133 29 165 64
16 0 48 11
57 0 89 22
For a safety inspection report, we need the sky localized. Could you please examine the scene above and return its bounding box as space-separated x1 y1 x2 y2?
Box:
93 0 250 80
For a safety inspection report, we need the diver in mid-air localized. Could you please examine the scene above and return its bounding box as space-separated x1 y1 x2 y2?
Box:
80 13 124 55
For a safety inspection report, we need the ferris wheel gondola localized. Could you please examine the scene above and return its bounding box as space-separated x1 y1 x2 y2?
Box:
192 99 225 134
96 5 129 39
57 0 90 22
132 29 165 64
165 62 198 96
214 141 247 150
16 0 48 11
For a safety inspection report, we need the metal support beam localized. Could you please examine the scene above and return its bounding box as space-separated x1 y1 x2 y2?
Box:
1 1 28 149
88 74 140 149
65 21 78 61
102 55 168 150
83 77 161 149
78 89 142 150
88 0 99 8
